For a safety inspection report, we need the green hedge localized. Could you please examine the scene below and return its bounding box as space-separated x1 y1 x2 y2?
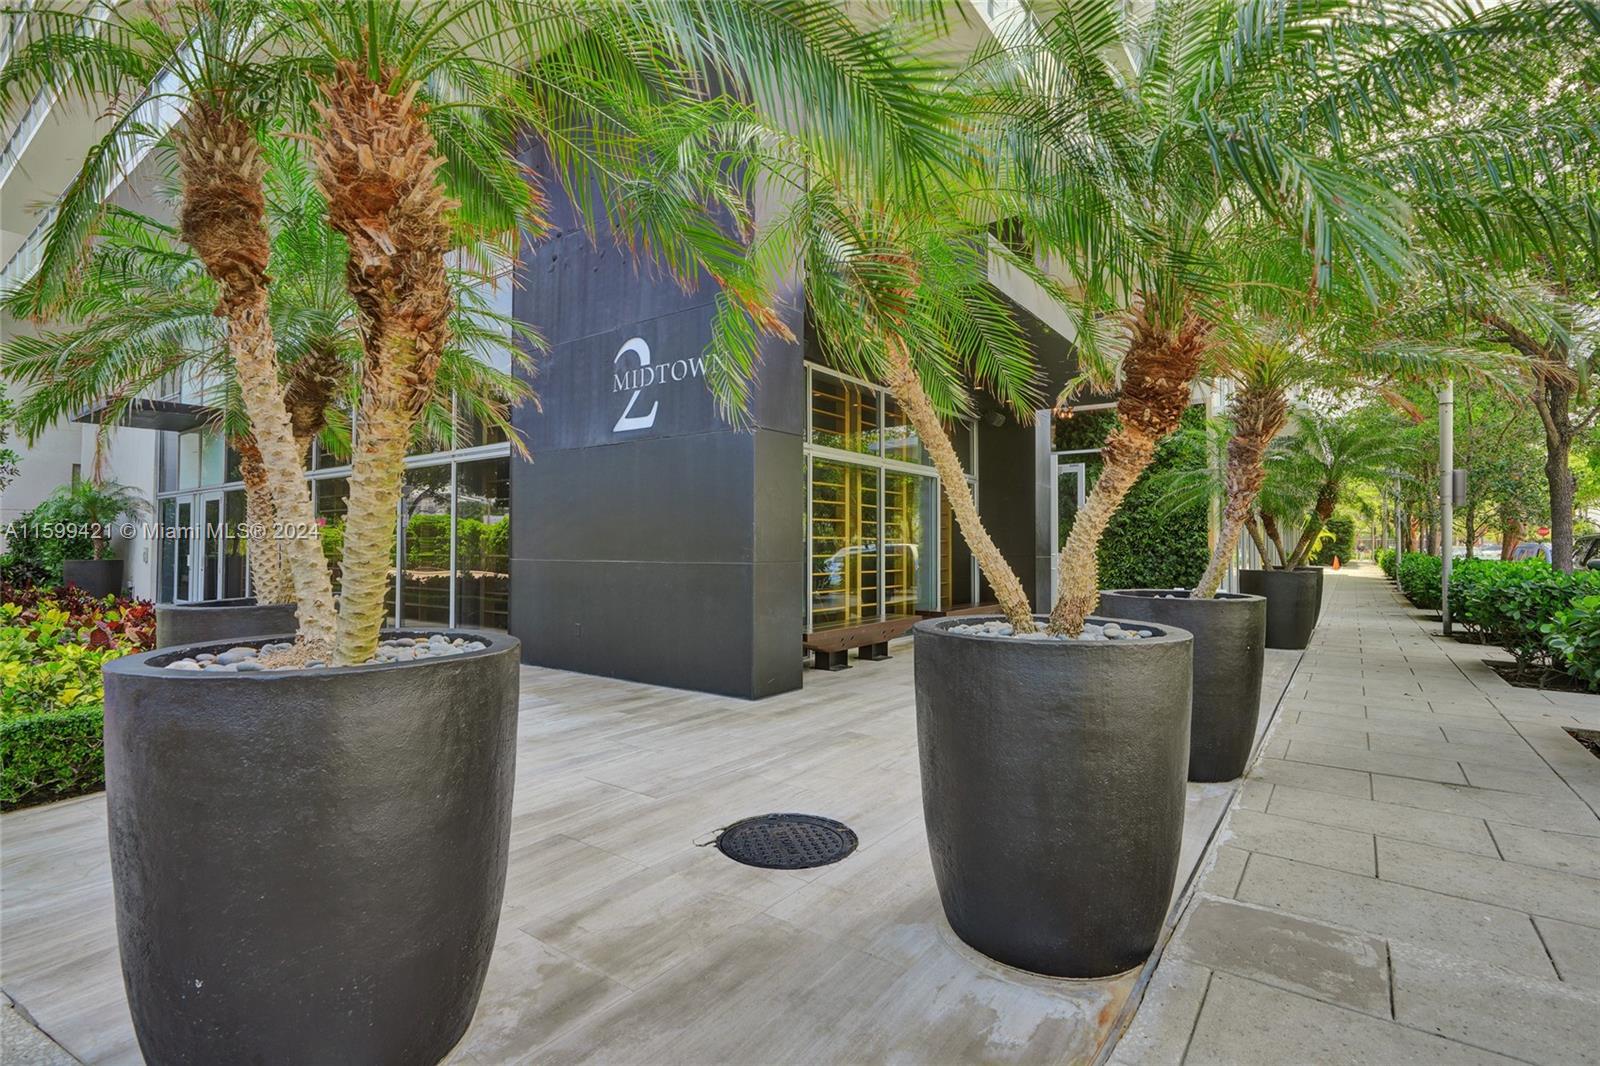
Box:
1377 548 1397 579
0 705 104 809
1398 553 1442 609
1441 558 1600 686
1057 407 1210 590
1545 596 1600 691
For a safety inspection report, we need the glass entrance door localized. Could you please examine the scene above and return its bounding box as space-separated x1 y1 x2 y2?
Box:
196 491 224 602
1051 459 1087 603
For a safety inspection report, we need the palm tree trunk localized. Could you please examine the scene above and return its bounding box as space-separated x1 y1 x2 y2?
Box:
883 339 1035 631
1261 512 1289 568
1246 511 1272 565
1047 307 1211 635
233 435 292 606
313 65 454 665
177 108 335 645
1288 491 1337 567
1049 429 1157 633
1194 385 1287 598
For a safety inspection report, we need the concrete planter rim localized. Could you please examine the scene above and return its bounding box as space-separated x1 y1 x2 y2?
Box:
107 628 518 680
912 613 1193 648
1101 588 1264 604
159 596 260 610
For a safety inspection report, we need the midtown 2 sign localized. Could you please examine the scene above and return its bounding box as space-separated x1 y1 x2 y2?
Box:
611 337 708 433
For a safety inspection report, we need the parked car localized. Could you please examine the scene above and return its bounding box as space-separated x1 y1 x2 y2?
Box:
1574 534 1600 570
1511 542 1552 563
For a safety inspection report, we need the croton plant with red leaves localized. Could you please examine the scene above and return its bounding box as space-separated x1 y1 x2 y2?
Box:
0 583 156 651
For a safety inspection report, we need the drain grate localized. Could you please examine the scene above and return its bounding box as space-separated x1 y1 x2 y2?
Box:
715 813 858 870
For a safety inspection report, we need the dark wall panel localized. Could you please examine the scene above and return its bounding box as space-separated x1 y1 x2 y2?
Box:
977 418 1041 611
509 140 804 699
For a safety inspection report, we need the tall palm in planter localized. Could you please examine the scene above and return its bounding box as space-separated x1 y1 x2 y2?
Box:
1 151 532 645
1 0 340 639
14 1 960 1060
970 0 1583 637
730 124 1192 977
1235 406 1411 646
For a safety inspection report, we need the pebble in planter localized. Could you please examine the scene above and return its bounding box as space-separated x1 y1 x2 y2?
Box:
163 634 490 671
945 619 1150 641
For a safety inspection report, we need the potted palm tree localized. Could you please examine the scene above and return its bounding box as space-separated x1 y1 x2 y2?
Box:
1102 305 1499 775
1239 408 1411 646
37 479 150 597
1100 317 1294 780
929 0 1574 972
4 0 949 1060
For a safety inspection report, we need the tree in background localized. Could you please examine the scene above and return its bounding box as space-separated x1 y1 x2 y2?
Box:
965 0 1580 633
0 397 19 495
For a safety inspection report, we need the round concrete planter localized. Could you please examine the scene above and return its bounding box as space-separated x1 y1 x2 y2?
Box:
62 558 123 597
1296 566 1326 622
102 630 521 1066
1237 568 1319 649
154 598 301 649
1099 590 1266 782
912 615 1192 978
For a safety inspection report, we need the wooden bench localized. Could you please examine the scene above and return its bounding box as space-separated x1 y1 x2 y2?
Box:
802 603 1000 671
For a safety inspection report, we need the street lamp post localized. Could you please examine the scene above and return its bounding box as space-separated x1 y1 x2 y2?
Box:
1440 380 1455 636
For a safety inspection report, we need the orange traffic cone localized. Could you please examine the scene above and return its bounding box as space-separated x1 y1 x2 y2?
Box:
1331 556 1342 570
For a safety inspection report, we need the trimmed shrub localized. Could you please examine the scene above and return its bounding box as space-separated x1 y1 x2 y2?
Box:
1 506 91 585
1479 564 1584 671
1377 548 1396 578
1057 407 1210 590
0 587 152 809
1444 560 1600 675
1544 596 1600 691
1450 557 1507 641
1311 516 1355 566
1398 553 1442 609
0 705 104 809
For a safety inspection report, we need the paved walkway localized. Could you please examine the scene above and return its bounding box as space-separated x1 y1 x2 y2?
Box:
1113 562 1600 1066
1 625 1296 1065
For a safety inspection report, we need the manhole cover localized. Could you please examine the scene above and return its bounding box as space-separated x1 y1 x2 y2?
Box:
716 813 858 870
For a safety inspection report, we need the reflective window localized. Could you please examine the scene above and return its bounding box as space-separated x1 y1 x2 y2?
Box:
809 459 879 630
313 477 349 594
805 367 965 631
879 396 927 466
223 489 248 599
884 471 938 617
399 464 452 628
455 458 510 631
177 433 200 490
809 374 878 454
200 434 226 487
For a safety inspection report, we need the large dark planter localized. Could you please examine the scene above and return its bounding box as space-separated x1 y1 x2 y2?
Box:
1296 566 1326 622
1237 568 1319 649
102 630 521 1066
154 598 301 649
913 615 1192 978
62 558 123 597
1099 590 1266 782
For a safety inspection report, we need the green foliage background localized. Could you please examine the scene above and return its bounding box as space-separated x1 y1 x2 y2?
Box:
1055 407 1210 591
1312 516 1356 566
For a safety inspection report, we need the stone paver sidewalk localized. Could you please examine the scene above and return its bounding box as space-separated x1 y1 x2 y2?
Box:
1112 562 1600 1066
